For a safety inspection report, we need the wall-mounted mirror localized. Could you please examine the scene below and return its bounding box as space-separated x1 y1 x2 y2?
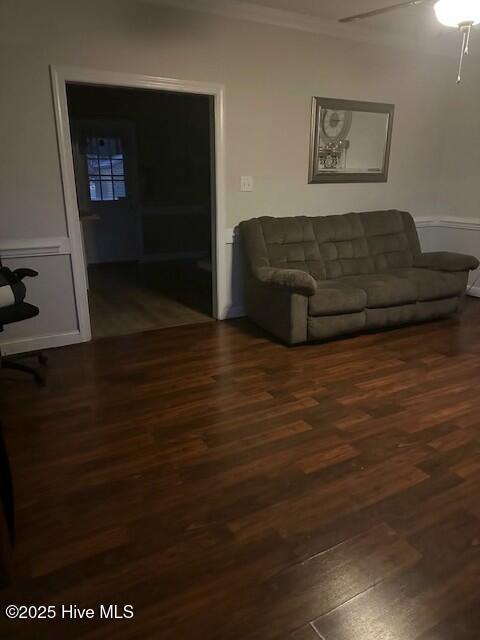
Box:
309 97 394 184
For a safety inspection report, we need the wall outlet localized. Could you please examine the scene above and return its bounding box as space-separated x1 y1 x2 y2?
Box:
240 176 253 192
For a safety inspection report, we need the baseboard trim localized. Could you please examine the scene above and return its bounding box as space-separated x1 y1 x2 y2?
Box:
1 330 82 356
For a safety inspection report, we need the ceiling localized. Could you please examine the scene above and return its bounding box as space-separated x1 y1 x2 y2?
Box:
152 0 464 55
235 0 427 23
223 0 446 36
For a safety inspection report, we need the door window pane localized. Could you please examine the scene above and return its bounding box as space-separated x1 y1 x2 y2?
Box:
112 157 124 175
89 178 102 201
85 136 127 202
87 156 100 175
99 158 112 176
100 180 114 200
113 180 126 199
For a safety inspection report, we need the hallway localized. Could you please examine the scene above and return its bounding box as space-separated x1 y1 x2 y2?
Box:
88 260 213 339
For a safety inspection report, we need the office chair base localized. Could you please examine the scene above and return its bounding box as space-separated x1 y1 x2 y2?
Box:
1 354 47 386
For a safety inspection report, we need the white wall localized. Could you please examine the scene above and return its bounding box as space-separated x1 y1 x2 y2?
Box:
0 0 455 236
436 77 480 220
0 0 474 351
431 72 480 294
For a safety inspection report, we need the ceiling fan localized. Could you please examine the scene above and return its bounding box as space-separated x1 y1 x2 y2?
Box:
339 0 480 83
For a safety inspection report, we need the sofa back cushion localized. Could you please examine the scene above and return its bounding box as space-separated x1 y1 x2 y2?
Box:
239 210 420 281
311 214 373 279
260 217 326 279
360 210 421 271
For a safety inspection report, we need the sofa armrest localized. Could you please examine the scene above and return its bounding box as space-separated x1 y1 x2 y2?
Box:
414 252 479 272
245 275 309 345
254 267 317 297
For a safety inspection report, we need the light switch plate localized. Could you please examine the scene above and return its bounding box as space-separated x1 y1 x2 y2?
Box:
240 176 253 192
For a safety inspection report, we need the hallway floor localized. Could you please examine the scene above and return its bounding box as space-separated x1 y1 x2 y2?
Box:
87 260 213 339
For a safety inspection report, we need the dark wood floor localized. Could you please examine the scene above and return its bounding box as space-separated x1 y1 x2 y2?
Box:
1 300 480 639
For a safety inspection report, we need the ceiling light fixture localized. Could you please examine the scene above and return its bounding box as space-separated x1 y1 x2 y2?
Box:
434 0 480 82
340 0 480 83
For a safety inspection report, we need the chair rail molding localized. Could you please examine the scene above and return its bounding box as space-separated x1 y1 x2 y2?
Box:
0 237 71 259
414 216 480 231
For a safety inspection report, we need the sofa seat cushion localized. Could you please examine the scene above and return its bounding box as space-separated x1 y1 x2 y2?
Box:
390 268 464 301
339 274 417 308
309 281 367 317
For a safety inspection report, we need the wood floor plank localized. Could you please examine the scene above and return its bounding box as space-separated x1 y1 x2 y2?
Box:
312 545 480 640
288 624 322 640
0 299 479 639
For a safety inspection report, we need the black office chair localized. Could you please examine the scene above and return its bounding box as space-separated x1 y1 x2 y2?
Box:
0 264 47 386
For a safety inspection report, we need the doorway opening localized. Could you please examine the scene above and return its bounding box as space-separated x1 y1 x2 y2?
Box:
66 83 215 340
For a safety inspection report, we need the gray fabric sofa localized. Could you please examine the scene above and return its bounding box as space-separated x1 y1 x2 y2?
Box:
239 210 479 345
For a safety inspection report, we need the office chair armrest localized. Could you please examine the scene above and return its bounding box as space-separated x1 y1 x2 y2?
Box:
12 268 38 280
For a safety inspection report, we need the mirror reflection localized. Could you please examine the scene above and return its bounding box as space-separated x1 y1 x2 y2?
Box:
309 98 394 183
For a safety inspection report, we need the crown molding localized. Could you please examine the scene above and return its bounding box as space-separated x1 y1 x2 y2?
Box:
147 0 454 58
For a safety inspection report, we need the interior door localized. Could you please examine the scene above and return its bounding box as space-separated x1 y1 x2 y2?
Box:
71 119 141 266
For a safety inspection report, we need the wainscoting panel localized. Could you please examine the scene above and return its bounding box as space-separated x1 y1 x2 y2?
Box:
0 239 81 355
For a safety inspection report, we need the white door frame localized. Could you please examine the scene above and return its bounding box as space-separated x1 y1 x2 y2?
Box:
50 65 227 343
